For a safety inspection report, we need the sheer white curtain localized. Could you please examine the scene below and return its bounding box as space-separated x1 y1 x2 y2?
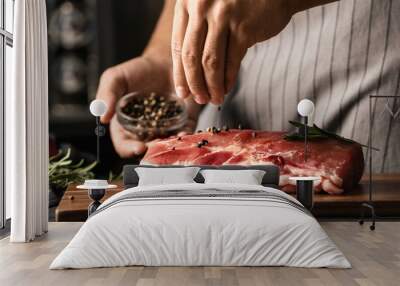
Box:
7 0 49 242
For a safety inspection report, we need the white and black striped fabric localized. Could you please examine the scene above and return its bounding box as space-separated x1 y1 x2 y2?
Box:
197 0 400 173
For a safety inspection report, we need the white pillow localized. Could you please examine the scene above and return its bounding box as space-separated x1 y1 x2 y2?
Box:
200 169 266 185
136 167 200 186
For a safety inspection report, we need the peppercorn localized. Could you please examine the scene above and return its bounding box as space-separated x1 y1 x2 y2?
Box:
120 92 184 131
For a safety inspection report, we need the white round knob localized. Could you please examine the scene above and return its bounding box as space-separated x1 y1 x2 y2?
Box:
89 100 107 117
297 99 315 117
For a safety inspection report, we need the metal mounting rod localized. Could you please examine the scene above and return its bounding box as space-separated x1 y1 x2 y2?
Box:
96 116 100 163
304 116 308 162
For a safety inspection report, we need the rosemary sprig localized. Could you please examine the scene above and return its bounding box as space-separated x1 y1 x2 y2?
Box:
49 149 98 190
284 121 379 151
108 170 123 182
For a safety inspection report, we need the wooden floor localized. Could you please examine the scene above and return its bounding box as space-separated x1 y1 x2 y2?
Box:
1 222 399 286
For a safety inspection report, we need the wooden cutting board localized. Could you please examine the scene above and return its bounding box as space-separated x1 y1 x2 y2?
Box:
55 181 124 222
55 175 400 221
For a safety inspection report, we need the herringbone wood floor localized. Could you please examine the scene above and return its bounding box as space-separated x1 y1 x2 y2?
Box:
0 222 399 286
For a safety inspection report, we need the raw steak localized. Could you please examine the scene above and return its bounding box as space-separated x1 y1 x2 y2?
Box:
141 129 364 194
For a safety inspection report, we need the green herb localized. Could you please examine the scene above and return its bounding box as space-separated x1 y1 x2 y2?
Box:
49 149 97 190
108 170 123 182
284 121 379 151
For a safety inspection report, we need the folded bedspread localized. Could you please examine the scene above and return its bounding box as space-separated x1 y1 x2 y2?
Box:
50 183 350 269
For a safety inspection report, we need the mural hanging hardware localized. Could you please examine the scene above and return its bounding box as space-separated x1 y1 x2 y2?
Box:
359 94 400 231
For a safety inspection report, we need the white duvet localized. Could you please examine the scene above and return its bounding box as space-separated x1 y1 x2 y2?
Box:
50 183 350 269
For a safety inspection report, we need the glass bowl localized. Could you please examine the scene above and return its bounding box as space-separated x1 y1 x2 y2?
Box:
116 91 187 141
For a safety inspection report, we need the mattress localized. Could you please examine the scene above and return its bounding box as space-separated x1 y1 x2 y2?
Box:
50 183 350 269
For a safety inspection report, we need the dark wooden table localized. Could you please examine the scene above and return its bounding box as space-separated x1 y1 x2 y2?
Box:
55 175 400 221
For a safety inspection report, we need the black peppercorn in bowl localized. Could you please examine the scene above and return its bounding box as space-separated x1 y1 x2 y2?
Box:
116 91 188 141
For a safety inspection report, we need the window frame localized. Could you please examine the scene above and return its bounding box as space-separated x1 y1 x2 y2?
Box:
0 0 13 230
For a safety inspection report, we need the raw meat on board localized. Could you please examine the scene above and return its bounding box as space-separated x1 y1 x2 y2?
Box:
141 129 364 194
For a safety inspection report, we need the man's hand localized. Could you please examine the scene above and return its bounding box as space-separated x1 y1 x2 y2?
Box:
96 55 201 158
96 56 174 158
97 57 173 124
95 0 205 158
171 0 292 105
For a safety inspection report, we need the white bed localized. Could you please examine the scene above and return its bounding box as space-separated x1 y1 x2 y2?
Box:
50 182 350 269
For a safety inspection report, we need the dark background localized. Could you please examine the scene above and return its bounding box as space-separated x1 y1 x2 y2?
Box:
47 0 164 176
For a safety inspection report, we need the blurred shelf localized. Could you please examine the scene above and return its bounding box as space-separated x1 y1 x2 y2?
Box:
50 104 96 137
50 103 92 121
